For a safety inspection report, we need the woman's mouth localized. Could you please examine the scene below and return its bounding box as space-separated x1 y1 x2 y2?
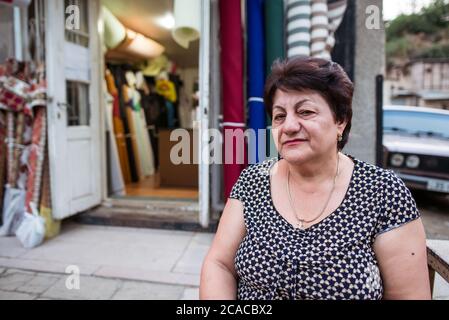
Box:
283 139 307 146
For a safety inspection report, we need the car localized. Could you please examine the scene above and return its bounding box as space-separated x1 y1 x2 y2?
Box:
383 105 449 194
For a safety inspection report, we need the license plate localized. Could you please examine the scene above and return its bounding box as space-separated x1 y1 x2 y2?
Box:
427 179 449 193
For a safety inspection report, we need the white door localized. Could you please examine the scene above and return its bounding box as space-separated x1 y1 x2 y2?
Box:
198 0 210 228
45 0 102 219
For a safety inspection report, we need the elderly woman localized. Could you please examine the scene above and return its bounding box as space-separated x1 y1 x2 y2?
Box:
200 57 431 300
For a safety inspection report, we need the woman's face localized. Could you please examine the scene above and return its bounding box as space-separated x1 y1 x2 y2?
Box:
271 89 346 164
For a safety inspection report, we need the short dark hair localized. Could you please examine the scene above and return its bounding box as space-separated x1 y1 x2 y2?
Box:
264 57 354 150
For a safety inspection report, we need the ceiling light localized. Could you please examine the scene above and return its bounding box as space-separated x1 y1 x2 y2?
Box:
156 13 175 30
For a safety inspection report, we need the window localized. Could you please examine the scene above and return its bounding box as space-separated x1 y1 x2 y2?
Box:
64 0 89 47
66 80 90 126
384 110 449 138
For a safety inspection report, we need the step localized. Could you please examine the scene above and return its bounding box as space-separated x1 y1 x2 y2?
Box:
71 203 219 233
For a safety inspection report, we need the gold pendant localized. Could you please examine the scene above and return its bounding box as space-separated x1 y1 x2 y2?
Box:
296 220 304 230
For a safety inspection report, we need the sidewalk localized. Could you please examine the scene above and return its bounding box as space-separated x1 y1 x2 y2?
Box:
0 222 448 300
0 222 214 300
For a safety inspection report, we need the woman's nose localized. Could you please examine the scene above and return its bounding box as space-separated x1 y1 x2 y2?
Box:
283 114 301 134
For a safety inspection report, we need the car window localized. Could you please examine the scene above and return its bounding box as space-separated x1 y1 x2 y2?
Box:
383 110 449 138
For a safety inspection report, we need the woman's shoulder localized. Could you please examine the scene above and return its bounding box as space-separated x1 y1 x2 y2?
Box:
349 154 406 189
242 157 278 178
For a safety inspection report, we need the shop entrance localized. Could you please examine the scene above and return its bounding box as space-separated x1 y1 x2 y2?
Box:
102 0 201 201
46 0 211 228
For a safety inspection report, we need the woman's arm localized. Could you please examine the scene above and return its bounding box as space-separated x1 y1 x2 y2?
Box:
373 218 431 300
199 198 246 300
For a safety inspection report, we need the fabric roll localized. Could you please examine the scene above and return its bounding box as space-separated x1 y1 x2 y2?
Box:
109 65 139 182
39 146 60 239
247 0 266 164
102 6 126 49
12 112 25 187
264 0 285 160
165 101 175 128
24 106 46 213
0 110 6 214
220 0 247 199
310 0 329 58
131 89 155 177
264 0 285 75
123 85 142 180
287 0 311 57
104 86 125 195
105 69 131 184
5 112 15 186
325 0 347 56
138 107 155 175
287 0 347 59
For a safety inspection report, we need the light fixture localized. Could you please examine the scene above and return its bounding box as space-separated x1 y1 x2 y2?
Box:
406 155 420 168
172 0 200 49
156 13 175 30
390 153 404 167
108 29 165 60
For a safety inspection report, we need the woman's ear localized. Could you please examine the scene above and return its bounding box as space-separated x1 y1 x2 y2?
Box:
337 119 347 135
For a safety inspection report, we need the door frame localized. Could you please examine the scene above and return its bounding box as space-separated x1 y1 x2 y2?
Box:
98 0 211 228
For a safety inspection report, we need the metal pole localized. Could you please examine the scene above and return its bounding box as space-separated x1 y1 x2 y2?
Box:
375 74 384 167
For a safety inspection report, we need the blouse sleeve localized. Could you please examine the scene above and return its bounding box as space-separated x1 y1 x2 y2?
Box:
374 170 421 237
228 168 248 203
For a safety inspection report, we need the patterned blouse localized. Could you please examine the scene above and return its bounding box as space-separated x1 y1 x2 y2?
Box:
229 155 420 300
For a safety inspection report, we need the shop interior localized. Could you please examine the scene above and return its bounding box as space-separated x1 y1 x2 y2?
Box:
99 0 200 201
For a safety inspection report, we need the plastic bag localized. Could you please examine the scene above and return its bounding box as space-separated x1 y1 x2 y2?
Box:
15 202 45 248
0 186 26 236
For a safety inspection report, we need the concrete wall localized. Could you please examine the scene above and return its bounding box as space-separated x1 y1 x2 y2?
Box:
345 0 385 164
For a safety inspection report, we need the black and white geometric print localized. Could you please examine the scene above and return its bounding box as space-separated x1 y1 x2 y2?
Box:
228 155 420 300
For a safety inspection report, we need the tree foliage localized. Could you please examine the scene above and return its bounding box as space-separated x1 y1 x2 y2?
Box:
386 0 449 59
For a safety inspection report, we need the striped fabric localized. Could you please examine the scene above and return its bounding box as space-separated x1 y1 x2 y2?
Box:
287 0 347 59
287 0 311 57
326 0 347 55
310 0 329 58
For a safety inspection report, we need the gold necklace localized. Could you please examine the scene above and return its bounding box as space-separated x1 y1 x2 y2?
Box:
286 154 340 230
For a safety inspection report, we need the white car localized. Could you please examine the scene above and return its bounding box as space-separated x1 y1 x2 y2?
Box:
383 105 449 194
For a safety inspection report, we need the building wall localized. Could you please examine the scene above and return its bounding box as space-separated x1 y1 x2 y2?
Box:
0 5 15 62
345 0 385 165
411 61 449 91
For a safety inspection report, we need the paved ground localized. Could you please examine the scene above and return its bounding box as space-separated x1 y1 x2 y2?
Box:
0 223 213 300
0 268 198 300
414 191 449 240
0 189 448 300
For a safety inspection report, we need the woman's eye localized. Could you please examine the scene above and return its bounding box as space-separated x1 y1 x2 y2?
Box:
299 110 314 116
274 114 285 121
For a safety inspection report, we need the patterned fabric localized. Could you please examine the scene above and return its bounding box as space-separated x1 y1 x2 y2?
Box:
6 111 15 186
287 0 347 59
229 155 420 300
24 106 46 213
0 77 29 112
0 110 6 212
